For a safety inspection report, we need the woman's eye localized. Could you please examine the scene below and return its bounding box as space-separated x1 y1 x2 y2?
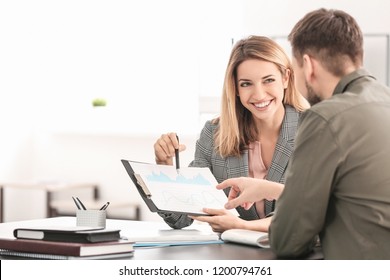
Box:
264 78 275 84
240 82 251 87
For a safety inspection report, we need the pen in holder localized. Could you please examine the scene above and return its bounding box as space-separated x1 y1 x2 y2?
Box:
72 196 108 228
76 209 106 228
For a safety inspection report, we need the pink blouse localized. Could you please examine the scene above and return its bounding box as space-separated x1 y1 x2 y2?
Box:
248 141 267 218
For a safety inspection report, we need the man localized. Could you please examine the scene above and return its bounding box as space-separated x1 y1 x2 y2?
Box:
217 8 390 259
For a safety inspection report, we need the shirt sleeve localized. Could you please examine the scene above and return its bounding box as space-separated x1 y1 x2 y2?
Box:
269 109 341 258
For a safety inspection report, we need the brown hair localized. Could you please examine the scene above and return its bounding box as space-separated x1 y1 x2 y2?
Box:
288 8 363 76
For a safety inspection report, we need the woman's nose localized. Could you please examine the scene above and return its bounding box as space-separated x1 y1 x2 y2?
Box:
253 84 267 99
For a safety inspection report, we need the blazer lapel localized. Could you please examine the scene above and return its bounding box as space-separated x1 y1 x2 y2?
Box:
225 152 259 220
266 137 293 183
265 105 298 183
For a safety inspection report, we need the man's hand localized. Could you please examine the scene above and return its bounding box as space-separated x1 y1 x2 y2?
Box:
217 177 284 210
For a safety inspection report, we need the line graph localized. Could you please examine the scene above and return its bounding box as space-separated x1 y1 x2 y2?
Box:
146 171 211 186
128 161 238 215
161 189 226 207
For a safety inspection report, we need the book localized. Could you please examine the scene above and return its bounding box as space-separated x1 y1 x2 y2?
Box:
13 226 121 243
221 229 270 248
121 159 239 216
0 249 134 260
0 238 134 257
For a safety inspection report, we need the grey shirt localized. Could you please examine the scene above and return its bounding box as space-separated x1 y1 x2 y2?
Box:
270 69 390 259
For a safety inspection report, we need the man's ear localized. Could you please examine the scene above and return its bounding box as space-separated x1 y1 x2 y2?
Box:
302 54 314 82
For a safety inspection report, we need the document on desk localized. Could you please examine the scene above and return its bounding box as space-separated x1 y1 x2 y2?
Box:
121 160 238 216
221 229 269 248
121 228 223 247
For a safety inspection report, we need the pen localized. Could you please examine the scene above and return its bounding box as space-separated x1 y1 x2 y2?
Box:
175 135 180 173
99 202 110 210
72 196 81 210
76 197 87 210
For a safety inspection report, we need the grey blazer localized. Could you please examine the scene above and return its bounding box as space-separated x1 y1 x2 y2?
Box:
159 105 300 229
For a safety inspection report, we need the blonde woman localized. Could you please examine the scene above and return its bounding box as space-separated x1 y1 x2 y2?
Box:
154 35 309 232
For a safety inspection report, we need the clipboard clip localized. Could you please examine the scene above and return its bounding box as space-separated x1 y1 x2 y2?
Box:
134 174 152 197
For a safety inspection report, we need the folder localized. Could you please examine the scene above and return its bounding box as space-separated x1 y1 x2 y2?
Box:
121 159 238 216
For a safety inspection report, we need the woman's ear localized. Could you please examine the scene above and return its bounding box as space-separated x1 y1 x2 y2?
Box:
282 68 290 89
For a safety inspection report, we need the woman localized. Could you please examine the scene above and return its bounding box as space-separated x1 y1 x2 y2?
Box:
154 35 309 232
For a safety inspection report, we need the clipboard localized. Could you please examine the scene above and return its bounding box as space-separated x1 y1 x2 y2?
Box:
121 159 238 216
121 159 159 213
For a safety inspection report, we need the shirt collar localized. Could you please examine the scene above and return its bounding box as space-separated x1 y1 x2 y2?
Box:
333 68 375 95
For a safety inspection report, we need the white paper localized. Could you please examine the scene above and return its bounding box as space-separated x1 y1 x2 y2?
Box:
130 161 238 215
221 229 269 248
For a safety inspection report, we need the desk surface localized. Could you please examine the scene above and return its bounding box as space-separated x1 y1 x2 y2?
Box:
0 217 323 260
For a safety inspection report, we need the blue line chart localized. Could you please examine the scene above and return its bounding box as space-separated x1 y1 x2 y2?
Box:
146 171 211 186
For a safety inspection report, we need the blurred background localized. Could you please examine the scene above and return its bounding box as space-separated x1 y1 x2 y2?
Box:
1 0 389 222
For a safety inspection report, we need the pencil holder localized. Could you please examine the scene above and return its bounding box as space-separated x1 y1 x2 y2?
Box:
76 210 106 228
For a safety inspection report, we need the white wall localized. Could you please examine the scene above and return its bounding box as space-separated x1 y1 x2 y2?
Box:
1 0 390 221
240 0 390 86
242 0 390 35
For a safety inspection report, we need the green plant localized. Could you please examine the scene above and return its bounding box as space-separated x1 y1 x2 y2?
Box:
92 98 107 107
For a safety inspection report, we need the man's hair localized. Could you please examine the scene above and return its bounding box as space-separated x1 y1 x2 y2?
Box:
288 8 363 76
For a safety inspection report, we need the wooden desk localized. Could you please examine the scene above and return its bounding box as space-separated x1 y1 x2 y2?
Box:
0 217 323 260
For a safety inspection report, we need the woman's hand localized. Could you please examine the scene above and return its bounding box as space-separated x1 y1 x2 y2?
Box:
153 132 186 165
190 208 245 233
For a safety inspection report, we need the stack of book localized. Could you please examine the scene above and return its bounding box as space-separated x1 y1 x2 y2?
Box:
0 226 134 259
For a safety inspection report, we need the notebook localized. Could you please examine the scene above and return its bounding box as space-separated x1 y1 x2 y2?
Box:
13 226 120 243
221 229 269 248
0 249 134 260
0 237 134 257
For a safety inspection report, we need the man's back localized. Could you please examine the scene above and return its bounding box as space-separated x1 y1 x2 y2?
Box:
270 69 390 259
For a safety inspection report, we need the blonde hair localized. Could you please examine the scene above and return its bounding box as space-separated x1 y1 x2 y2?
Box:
214 35 309 157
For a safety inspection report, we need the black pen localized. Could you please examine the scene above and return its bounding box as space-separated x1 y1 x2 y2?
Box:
72 196 81 210
175 135 180 173
76 197 87 210
99 202 110 210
